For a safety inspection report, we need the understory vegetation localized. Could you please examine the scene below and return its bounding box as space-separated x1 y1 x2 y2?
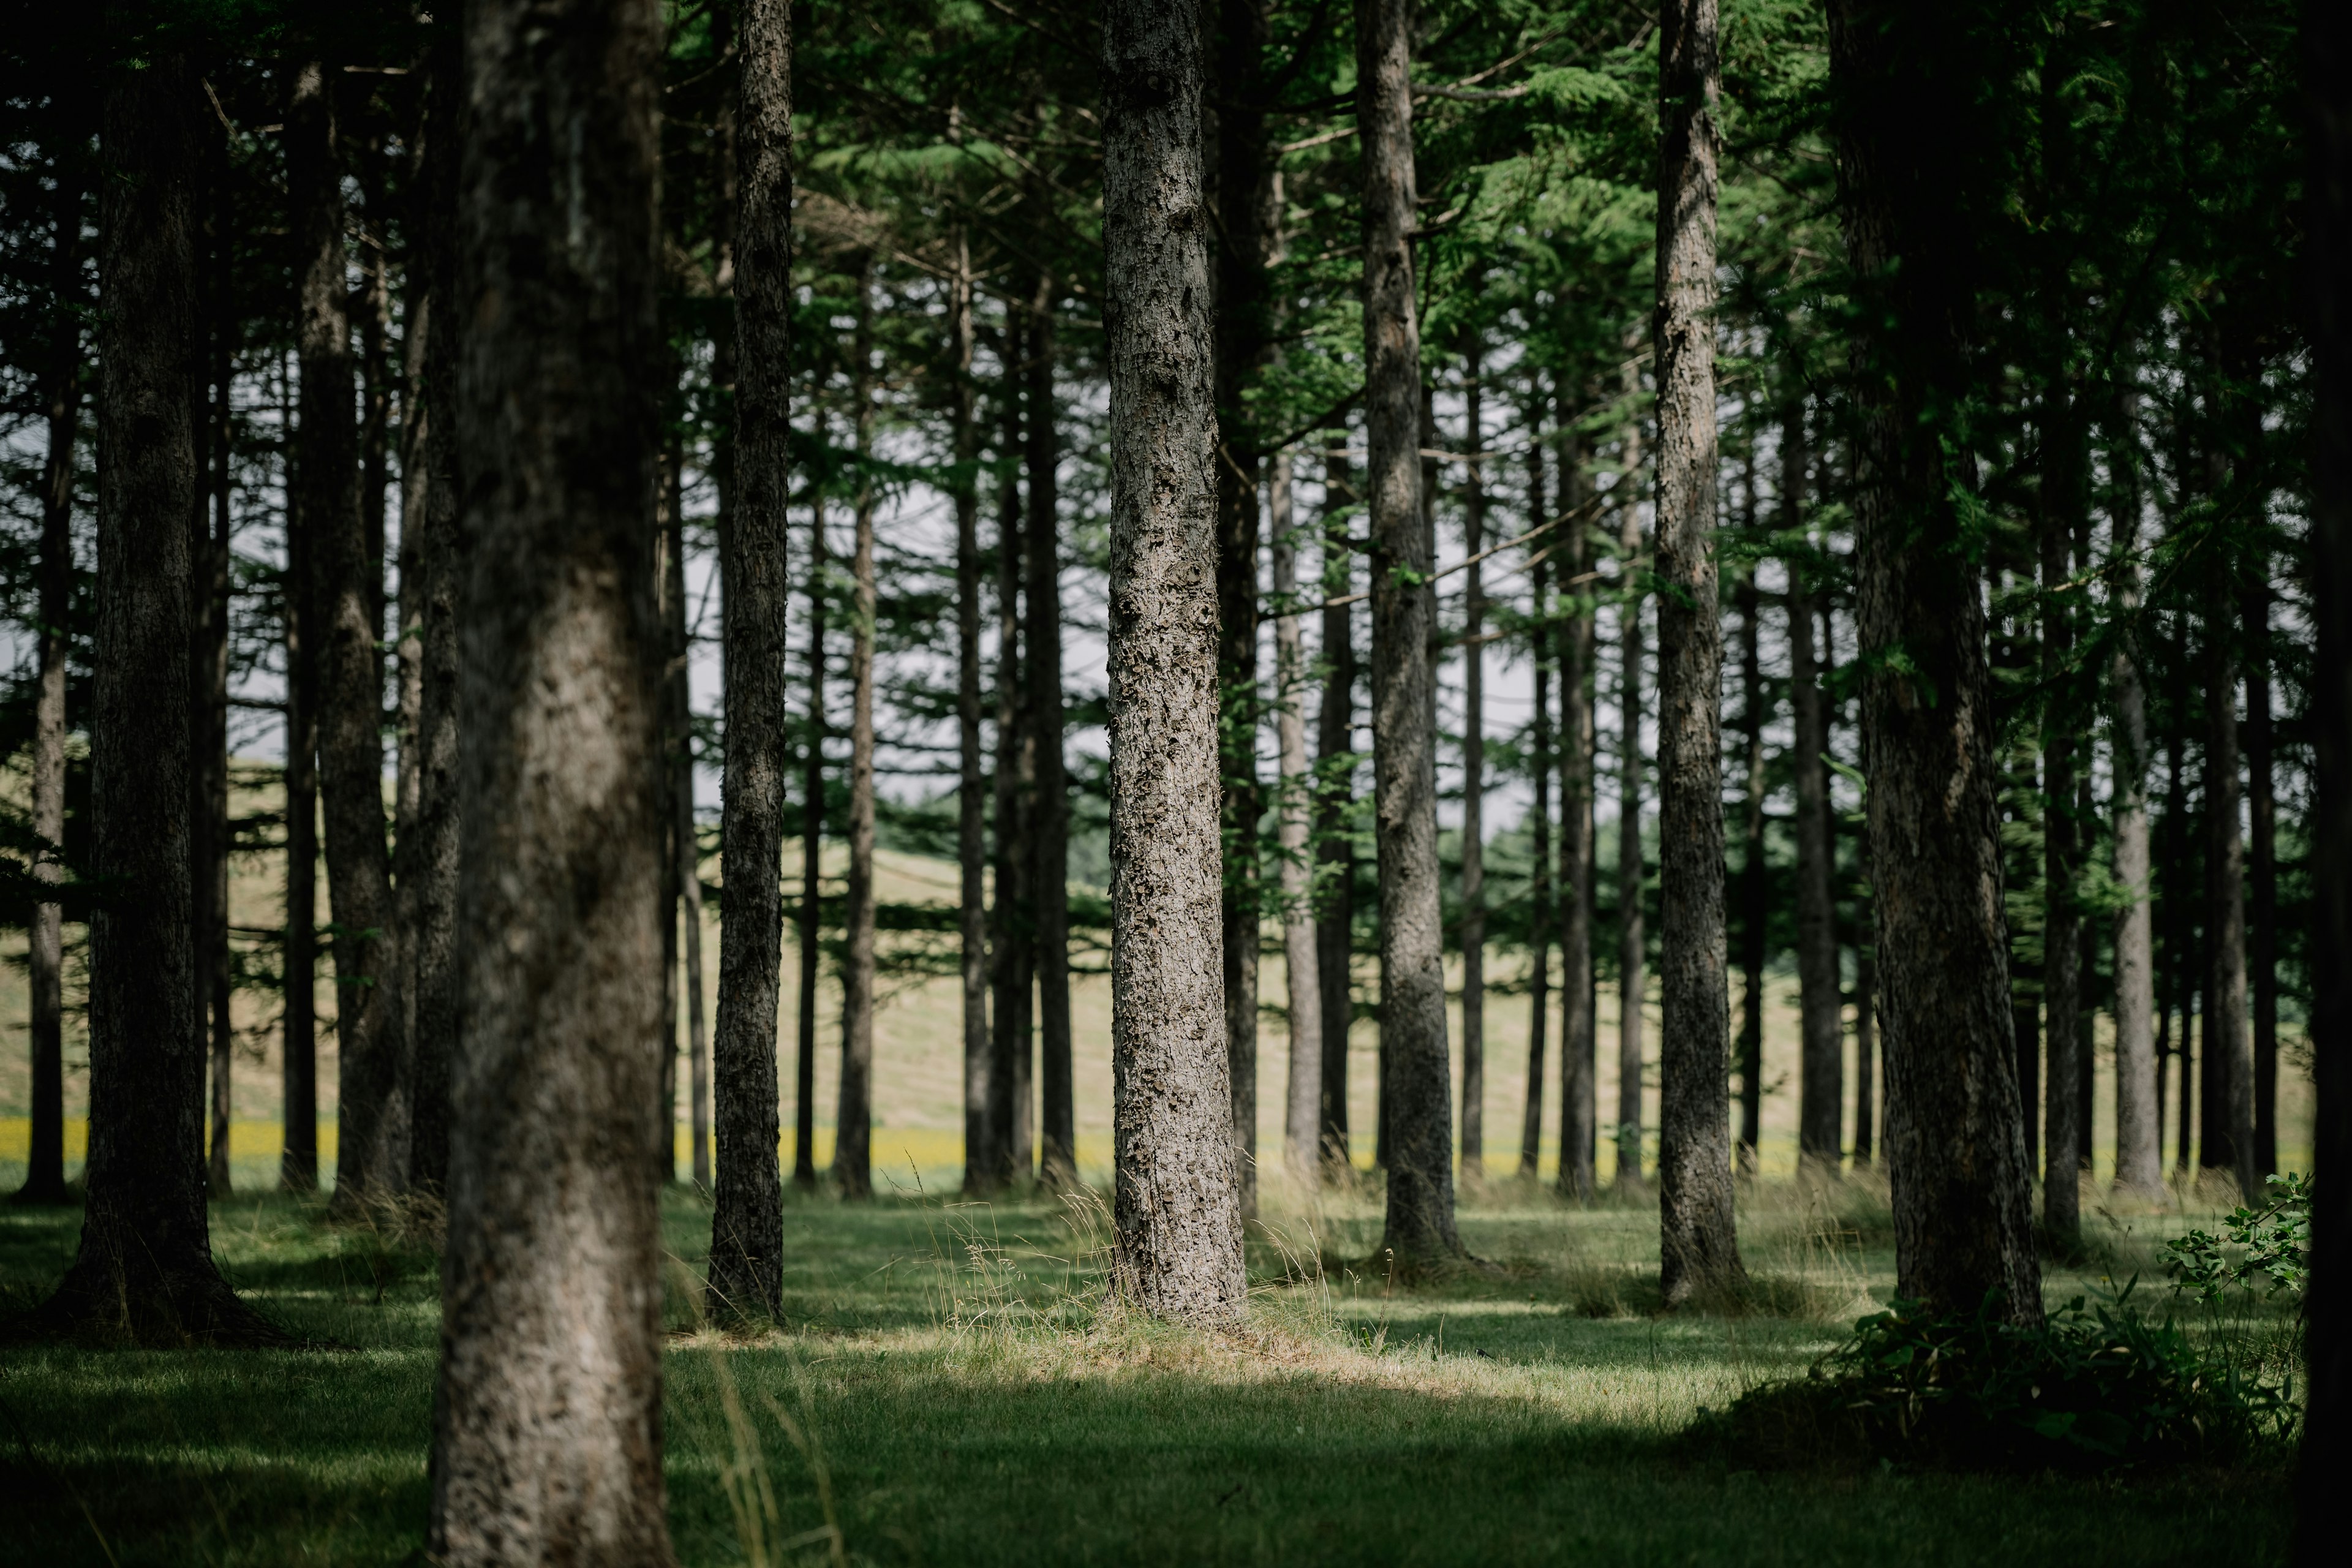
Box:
0 1179 2298 1567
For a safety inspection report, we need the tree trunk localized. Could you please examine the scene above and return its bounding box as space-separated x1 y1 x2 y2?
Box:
673 501 710 1191
200 135 234 1197
405 26 462 1196
1828 0 2042 1322
988 367 1031 1188
19 47 276 1343
295 58 407 1211
1027 283 1076 1188
1358 0 1458 1264
1734 552 1764 1173
282 364 321 1195
2206 591 2253 1196
2299 5 2350 1544
1651 0 1741 1302
2246 583 2277 1177
429 0 672 1551
1558 406 1598 1199
1102 0 1245 1317
1459 333 1487 1182
710 0 792 1316
796 484 827 1192
835 258 878 1202
953 233 992 1198
1613 458 1646 1191
1315 448 1357 1172
17 123 84 1208
1273 451 1323 1181
1853 829 1877 1165
2109 442 2160 1197
1789 428 1842 1175
2040 298 2085 1243
1523 409 1554 1182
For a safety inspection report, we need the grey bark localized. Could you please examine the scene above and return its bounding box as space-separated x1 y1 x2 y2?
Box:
1359 0 1459 1264
1028 284 1076 1186
1315 448 1357 1170
1273 451 1324 1180
1523 412 1554 1182
429 0 673 1553
1102 0 1246 1317
295 59 406 1210
1558 408 1598 1199
1652 0 1741 1302
1459 335 1488 1182
17 124 83 1207
953 233 992 1197
835 259 878 1201
1828 0 2042 1322
1789 424 1842 1173
1613 423 1646 1190
18 45 275 1342
710 0 791 1313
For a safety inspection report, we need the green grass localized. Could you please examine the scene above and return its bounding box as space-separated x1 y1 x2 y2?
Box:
0 1178 2296 1567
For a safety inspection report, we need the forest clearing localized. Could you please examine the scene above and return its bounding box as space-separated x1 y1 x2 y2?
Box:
2 0 2345 1564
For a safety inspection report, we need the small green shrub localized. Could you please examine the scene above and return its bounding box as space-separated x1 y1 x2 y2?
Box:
1703 1290 2297 1473
2164 1173 2310 1305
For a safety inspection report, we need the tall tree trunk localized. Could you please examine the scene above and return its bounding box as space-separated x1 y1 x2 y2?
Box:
1558 405 1598 1199
26 42 274 1342
1028 283 1075 1188
1315 447 1357 1171
987 367 1031 1188
199 134 234 1197
1853 827 1877 1164
1358 0 1459 1264
2206 589 2253 1196
2299 6 2351 1547
1273 451 1323 1181
1734 551 1764 1172
710 0 792 1316
1828 0 2041 1322
1789 422 1841 1174
1613 451 1646 1191
795 485 827 1191
2165 718 2192 1175
17 123 85 1208
1523 411 1554 1182
1459 333 1487 1182
1102 0 1245 1317
1651 0 1740 1300
835 258 878 1202
429 0 672 1551
2246 583 2277 1177
2039 243 2086 1240
282 358 321 1195
1215 0 1275 1221
672 491 709 1191
294 58 407 1210
953 232 992 1197
405 24 462 1196
2110 439 2160 1197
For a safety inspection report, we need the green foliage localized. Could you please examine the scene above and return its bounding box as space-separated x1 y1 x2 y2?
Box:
2163 1174 2312 1306
1709 1291 2298 1473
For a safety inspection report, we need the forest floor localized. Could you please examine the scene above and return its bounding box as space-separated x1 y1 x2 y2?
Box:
0 1173 2297 1567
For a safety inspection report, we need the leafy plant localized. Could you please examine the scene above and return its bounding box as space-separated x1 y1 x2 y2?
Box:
2164 1173 2311 1305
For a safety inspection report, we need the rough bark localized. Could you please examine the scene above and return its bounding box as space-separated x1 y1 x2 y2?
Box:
2247 584 2278 1177
1523 417 1554 1182
1459 335 1487 1182
1027 285 1076 1187
295 58 407 1210
405 26 462 1196
835 259 878 1202
1828 0 2042 1322
953 233 992 1197
17 123 83 1207
2109 439 2159 1197
2040 337 2084 1244
1273 451 1324 1180
1651 0 1740 1302
1613 432 1647 1191
1558 407 1598 1199
1734 554 1765 1172
282 400 321 1194
2300 6 2350 1551
710 0 791 1314
200 136 233 1197
13 47 275 1344
1102 0 1246 1317
429 0 673 1552
2206 594 2254 1196
1315 448 1357 1170
987 369 1032 1188
1789 431 1842 1172
795 486 827 1191
1358 0 1458 1263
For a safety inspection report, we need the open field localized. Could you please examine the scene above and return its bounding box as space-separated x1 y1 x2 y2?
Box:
0 1175 2298 1568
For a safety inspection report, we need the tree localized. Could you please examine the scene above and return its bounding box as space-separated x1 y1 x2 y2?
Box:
1101 0 1244 1320
835 256 878 1202
1273 450 1323 1181
428 0 673 1556
1458 330 1489 1182
709 0 792 1316
13 39 276 1344
1612 417 1646 1192
1828 0 2041 1322
1651 0 1741 1303
1522 412 1554 1183
1788 414 1841 1174
1315 447 1358 1172
953 230 991 1198
1558 404 1599 1200
1027 282 1076 1187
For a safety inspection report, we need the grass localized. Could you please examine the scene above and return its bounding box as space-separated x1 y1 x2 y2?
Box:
0 1170 2298 1568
